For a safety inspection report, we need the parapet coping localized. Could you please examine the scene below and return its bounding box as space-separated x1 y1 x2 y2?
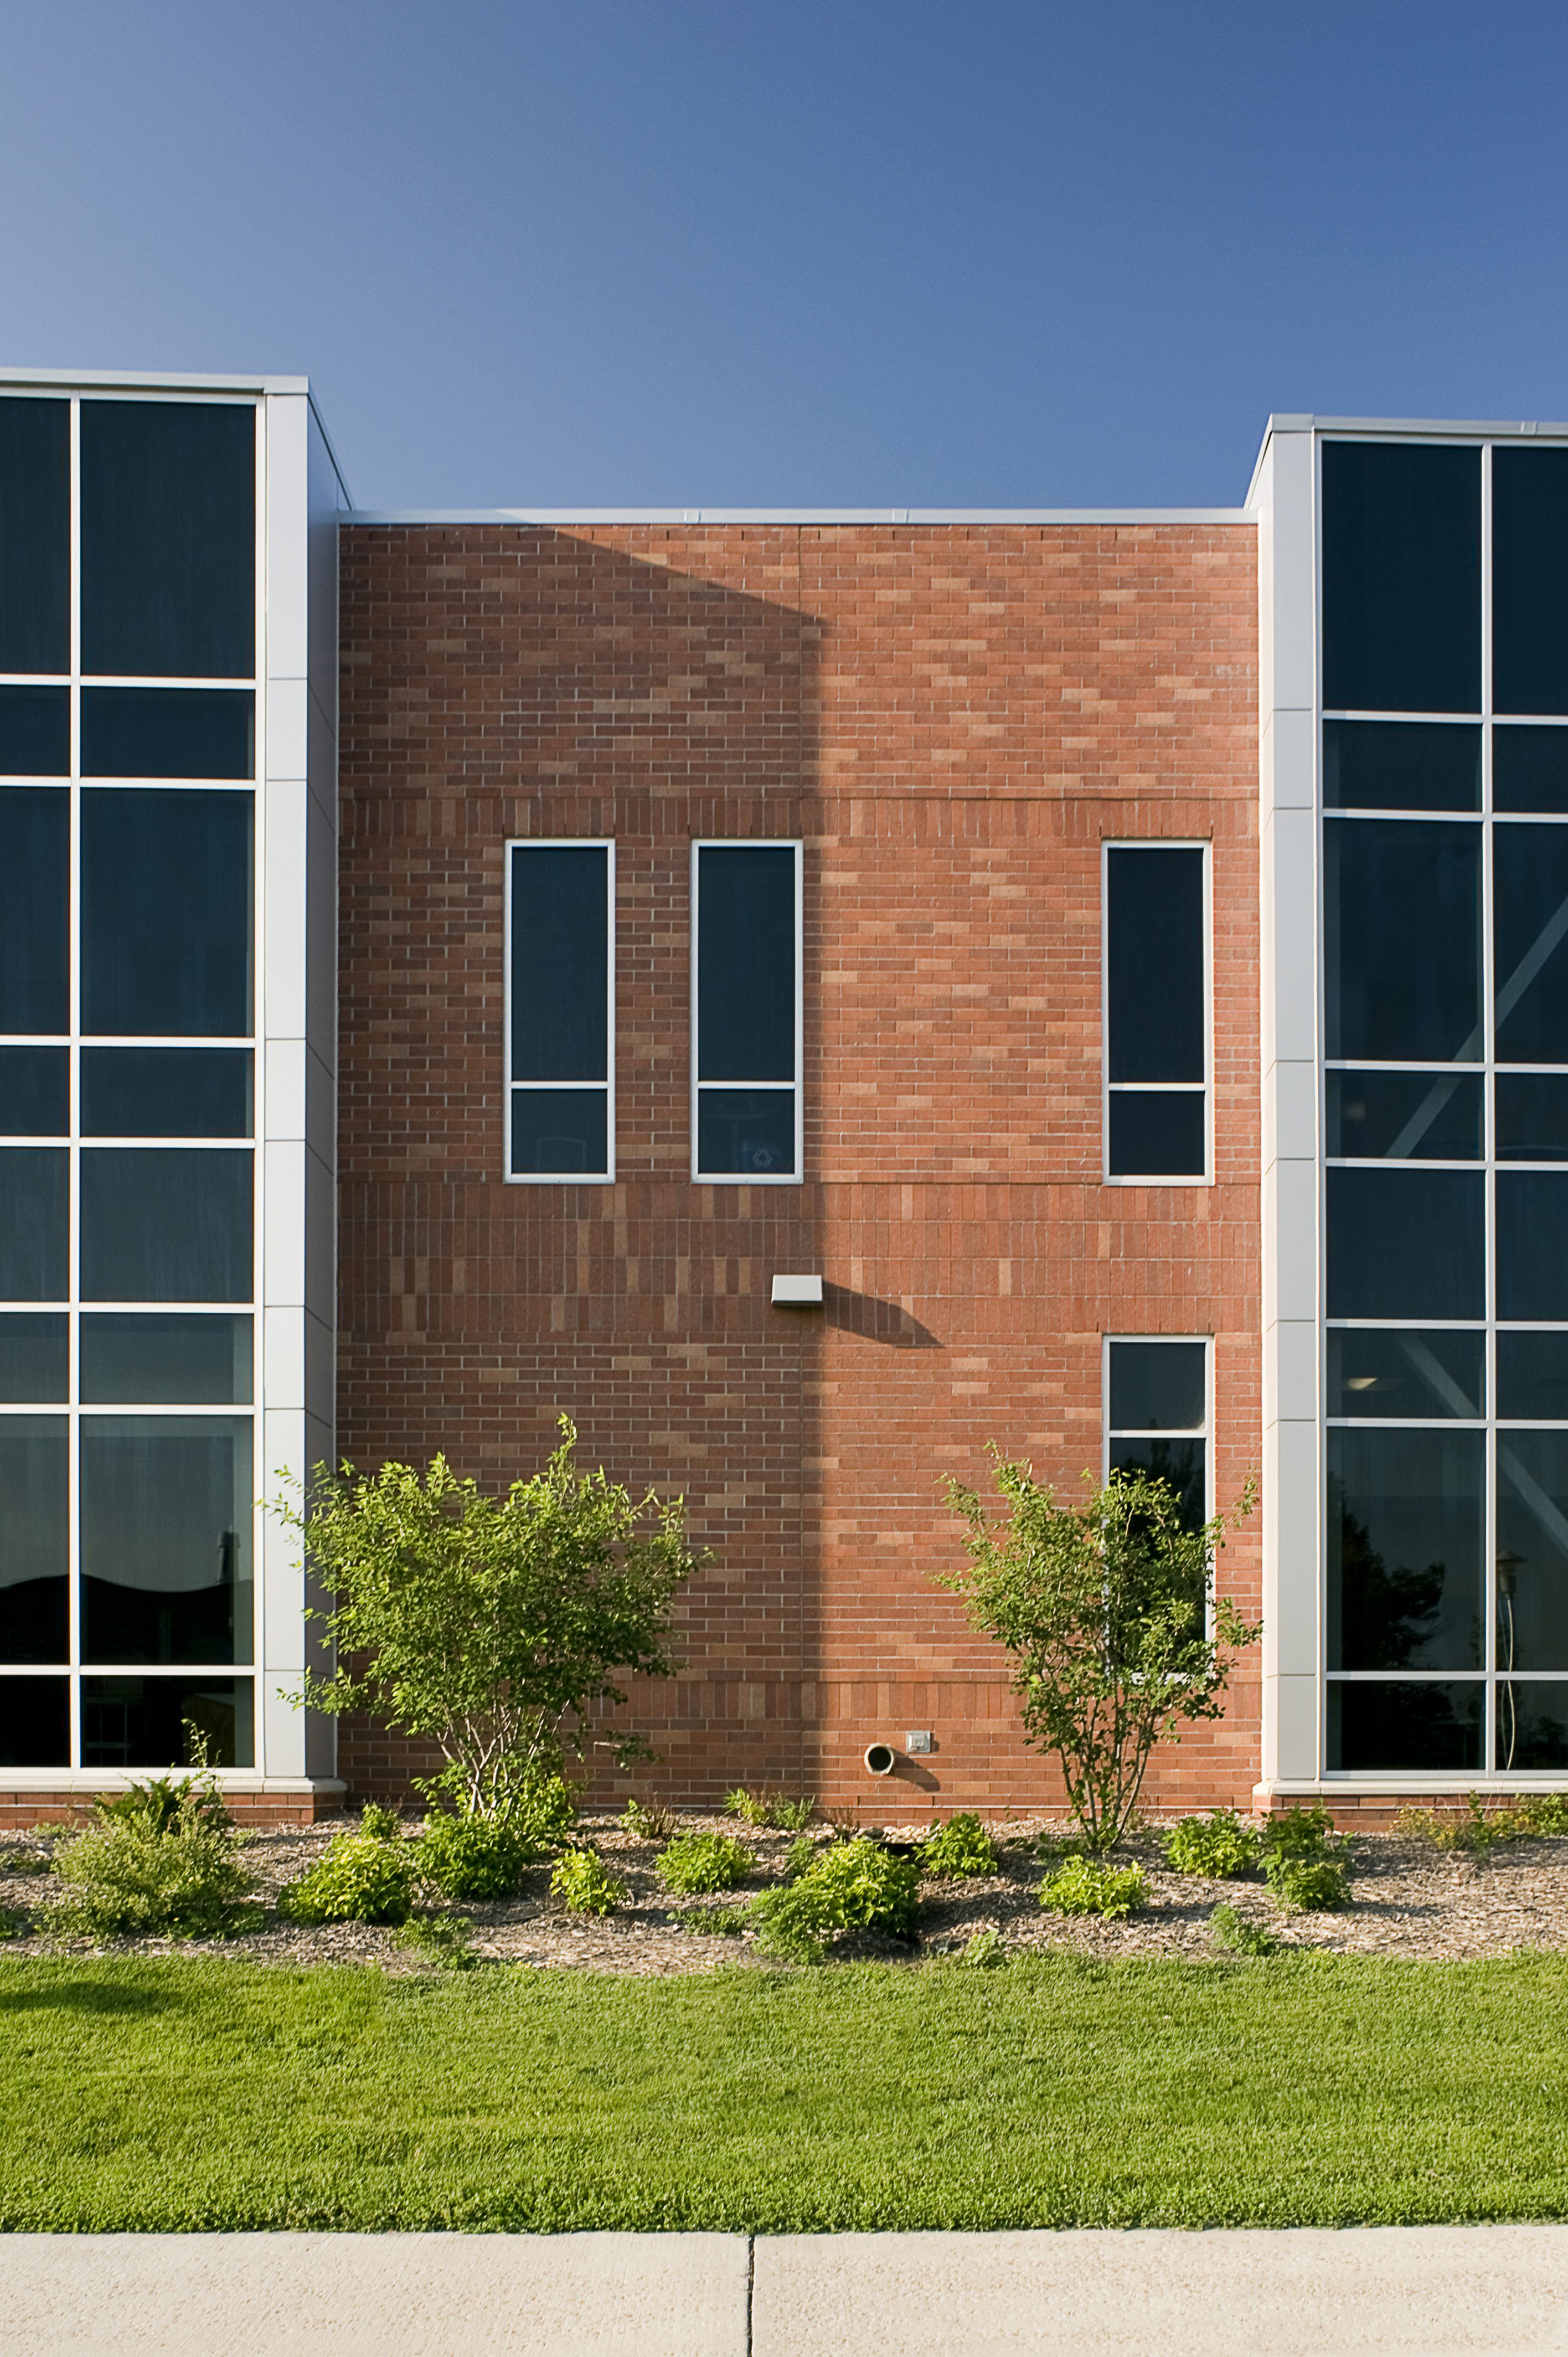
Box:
345 506 1256 526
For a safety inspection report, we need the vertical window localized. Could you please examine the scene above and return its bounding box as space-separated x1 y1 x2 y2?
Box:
506 842 613 1181
1322 441 1481 714
1106 1339 1209 1531
692 842 801 1182
0 398 69 675
1104 844 1208 1180
79 402 255 680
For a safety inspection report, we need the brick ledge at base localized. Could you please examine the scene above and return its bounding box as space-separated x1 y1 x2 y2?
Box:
1253 1782 1568 1830
0 1782 347 1830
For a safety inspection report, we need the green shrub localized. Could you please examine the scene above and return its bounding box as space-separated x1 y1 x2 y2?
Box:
419 1812 534 1901
620 1798 674 1841
1266 1853 1352 1912
47 1774 251 1941
1397 1792 1568 1852
723 1788 770 1828
656 1830 753 1894
768 1796 816 1831
0 1905 27 1940
1209 1902 1281 1957
668 1902 749 1938
1162 1809 1260 1879
1038 1856 1149 1918
1259 1803 1337 1861
280 1828 416 1926
396 1911 481 1970
780 1835 818 1881
748 1835 922 1962
951 1927 1007 1968
550 1847 626 1916
920 1812 1000 1879
1519 1794 1568 1838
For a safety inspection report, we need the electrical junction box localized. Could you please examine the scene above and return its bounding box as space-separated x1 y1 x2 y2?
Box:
771 1274 824 1305
906 1730 933 1754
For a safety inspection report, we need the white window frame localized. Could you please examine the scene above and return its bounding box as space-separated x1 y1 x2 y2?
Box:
503 837 615 1186
1103 1334 1214 1517
690 837 803 1186
1101 838 1213 1187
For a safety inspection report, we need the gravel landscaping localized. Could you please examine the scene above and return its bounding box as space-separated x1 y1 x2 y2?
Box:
7 1808 1568 1971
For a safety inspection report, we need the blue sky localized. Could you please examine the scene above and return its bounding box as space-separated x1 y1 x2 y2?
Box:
5 1 1568 508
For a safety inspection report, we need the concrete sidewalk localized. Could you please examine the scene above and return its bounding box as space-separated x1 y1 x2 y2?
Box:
2 2227 1566 2355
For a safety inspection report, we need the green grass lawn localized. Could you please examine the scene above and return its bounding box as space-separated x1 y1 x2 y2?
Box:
3 1951 1567 2232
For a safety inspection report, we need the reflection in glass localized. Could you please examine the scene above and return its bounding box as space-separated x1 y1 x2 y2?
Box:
0 398 69 676
1494 725 1568 815
81 790 253 1037
1108 1092 1205 1178
80 1315 252 1404
697 846 796 1083
0 687 68 777
1327 1329 1483 1419
1328 1680 1483 1772
1321 441 1481 714
1108 1340 1206 1433
80 1676 254 1769
1497 1682 1568 1773
1323 720 1480 811
81 1417 252 1664
1498 1331 1568 1421
1494 825 1568 1064
0 1417 67 1661
1495 1433 1568 1671
1497 1075 1568 1162
79 402 255 680
0 1151 67 1300
0 1049 67 1138
1328 1428 1483 1670
0 1315 67 1403
1497 1173 1568 1321
1324 821 1480 1063
0 1676 68 1768
509 1089 607 1178
0 789 68 1034
1493 446 1568 717
696 1087 795 1177
80 1149 252 1302
81 1049 252 1139
80 688 255 781
1106 848 1204 1083
1327 1069 1481 1161
508 846 608 1083
1326 1167 1483 1320
1109 1437 1206 1532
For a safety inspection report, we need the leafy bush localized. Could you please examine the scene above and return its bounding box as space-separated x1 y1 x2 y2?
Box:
1267 1854 1352 1911
47 1773 252 1942
1520 1794 1568 1837
920 1812 1000 1879
669 1902 750 1938
280 1827 416 1926
1260 1803 1337 1861
724 1788 815 1831
747 1836 922 1962
1038 1856 1149 1918
550 1847 626 1916
951 1927 1007 1968
620 1798 674 1841
419 1812 534 1901
656 1830 752 1894
0 1905 27 1940
1397 1792 1568 1852
1209 1902 1281 1957
780 1835 819 1881
724 1788 771 1828
1162 1809 1260 1879
397 1911 481 1970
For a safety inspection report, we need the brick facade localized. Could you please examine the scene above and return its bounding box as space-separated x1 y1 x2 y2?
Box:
334 521 1261 1820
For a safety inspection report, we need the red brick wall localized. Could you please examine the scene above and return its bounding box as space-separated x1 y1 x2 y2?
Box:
335 521 1261 1820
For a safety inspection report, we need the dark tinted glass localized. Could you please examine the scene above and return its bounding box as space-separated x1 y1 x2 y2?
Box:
79 402 255 680
81 1313 252 1405
696 1087 796 1177
0 1677 68 1768
509 1089 607 1178
1324 820 1480 1062
1108 1092 1205 1179
1108 1340 1206 1431
697 846 796 1083
1106 848 1204 1082
1323 720 1480 811
0 399 69 674
1494 824 1568 1063
1497 1172 1568 1320
1326 1167 1483 1319
0 1417 67 1663
0 1049 66 1136
508 847 608 1083
1108 1437 1206 1530
1322 441 1481 714
1328 1428 1482 1670
81 790 252 1036
1326 1070 1481 1161
81 1416 251 1665
0 687 68 777
1328 1680 1482 1772
81 1675 253 1768
1497 1432 1568 1671
1327 1328 1483 1419
0 1151 66 1299
80 1149 252 1301
82 1049 252 1138
1494 726 1568 814
1499 1683 1568 1772
0 790 68 1033
1497 1075 1568 1162
1498 1330 1568 1420
1493 446 1568 716
81 688 254 780
0 1314 66 1402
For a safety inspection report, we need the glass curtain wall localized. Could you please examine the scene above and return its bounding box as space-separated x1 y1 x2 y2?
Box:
0 393 258 1773
1323 436 1568 1775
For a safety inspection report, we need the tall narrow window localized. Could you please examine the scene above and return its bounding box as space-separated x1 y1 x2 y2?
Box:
1104 843 1208 1180
506 841 613 1182
1106 1338 1209 1529
692 842 801 1182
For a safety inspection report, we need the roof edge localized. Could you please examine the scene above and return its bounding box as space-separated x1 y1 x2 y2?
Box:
0 365 310 394
343 505 1255 528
